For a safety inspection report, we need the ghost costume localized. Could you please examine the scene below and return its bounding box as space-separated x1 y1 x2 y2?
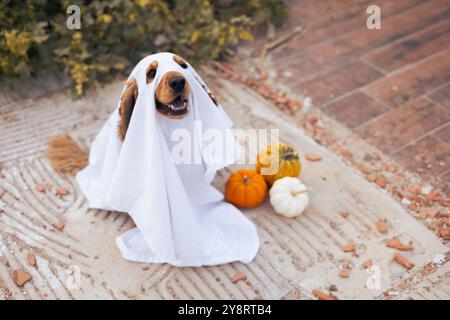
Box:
76 52 259 267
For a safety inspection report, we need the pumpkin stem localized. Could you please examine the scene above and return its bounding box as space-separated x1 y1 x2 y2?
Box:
243 175 250 185
291 188 311 196
282 151 299 160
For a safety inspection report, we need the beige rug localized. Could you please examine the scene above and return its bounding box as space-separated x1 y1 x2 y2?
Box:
0 75 448 300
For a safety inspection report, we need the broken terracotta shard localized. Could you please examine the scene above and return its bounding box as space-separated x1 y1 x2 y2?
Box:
377 218 388 234
305 153 322 161
339 211 349 218
339 268 351 278
12 269 32 287
36 184 46 193
56 187 69 197
343 243 356 253
231 271 247 284
312 289 337 300
385 237 414 251
53 218 65 231
362 259 373 269
27 252 37 268
393 252 414 269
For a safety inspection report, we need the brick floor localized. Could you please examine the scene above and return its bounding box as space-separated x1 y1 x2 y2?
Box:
355 98 450 154
264 0 450 195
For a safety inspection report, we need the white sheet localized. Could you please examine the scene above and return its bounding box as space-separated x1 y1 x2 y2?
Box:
76 52 259 266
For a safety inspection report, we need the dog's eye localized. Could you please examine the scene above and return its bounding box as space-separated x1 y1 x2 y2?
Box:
173 55 188 69
148 69 156 78
146 60 158 83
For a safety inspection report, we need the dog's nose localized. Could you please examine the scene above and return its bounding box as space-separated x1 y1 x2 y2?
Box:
168 76 186 91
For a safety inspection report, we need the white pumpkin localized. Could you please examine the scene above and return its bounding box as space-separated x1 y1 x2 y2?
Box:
269 177 309 218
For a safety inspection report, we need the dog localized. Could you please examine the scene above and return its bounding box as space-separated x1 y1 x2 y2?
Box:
48 52 259 266
117 54 218 141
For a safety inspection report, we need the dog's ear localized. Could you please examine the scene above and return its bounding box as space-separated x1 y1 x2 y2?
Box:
146 60 158 84
118 79 138 141
173 55 188 69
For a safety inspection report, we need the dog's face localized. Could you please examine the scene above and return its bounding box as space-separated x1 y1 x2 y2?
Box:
117 54 216 141
145 56 191 118
154 71 190 118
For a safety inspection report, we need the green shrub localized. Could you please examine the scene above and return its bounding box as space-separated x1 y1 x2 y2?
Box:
0 0 287 96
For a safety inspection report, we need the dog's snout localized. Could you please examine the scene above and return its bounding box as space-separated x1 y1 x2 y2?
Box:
168 76 186 92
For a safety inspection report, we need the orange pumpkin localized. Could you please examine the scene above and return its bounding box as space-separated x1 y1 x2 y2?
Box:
225 169 267 208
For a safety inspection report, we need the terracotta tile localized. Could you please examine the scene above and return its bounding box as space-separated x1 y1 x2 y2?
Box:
355 98 450 154
280 0 363 30
316 0 428 40
363 21 450 72
262 0 450 189
437 171 450 197
273 0 371 56
278 0 448 80
324 91 390 128
364 52 450 108
276 0 425 37
392 135 450 178
434 124 450 144
429 84 450 109
340 0 449 54
295 60 383 106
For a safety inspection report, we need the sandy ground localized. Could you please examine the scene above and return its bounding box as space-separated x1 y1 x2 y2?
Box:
0 72 448 299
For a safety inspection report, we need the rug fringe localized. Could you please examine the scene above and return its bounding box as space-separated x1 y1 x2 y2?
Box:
47 134 88 176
